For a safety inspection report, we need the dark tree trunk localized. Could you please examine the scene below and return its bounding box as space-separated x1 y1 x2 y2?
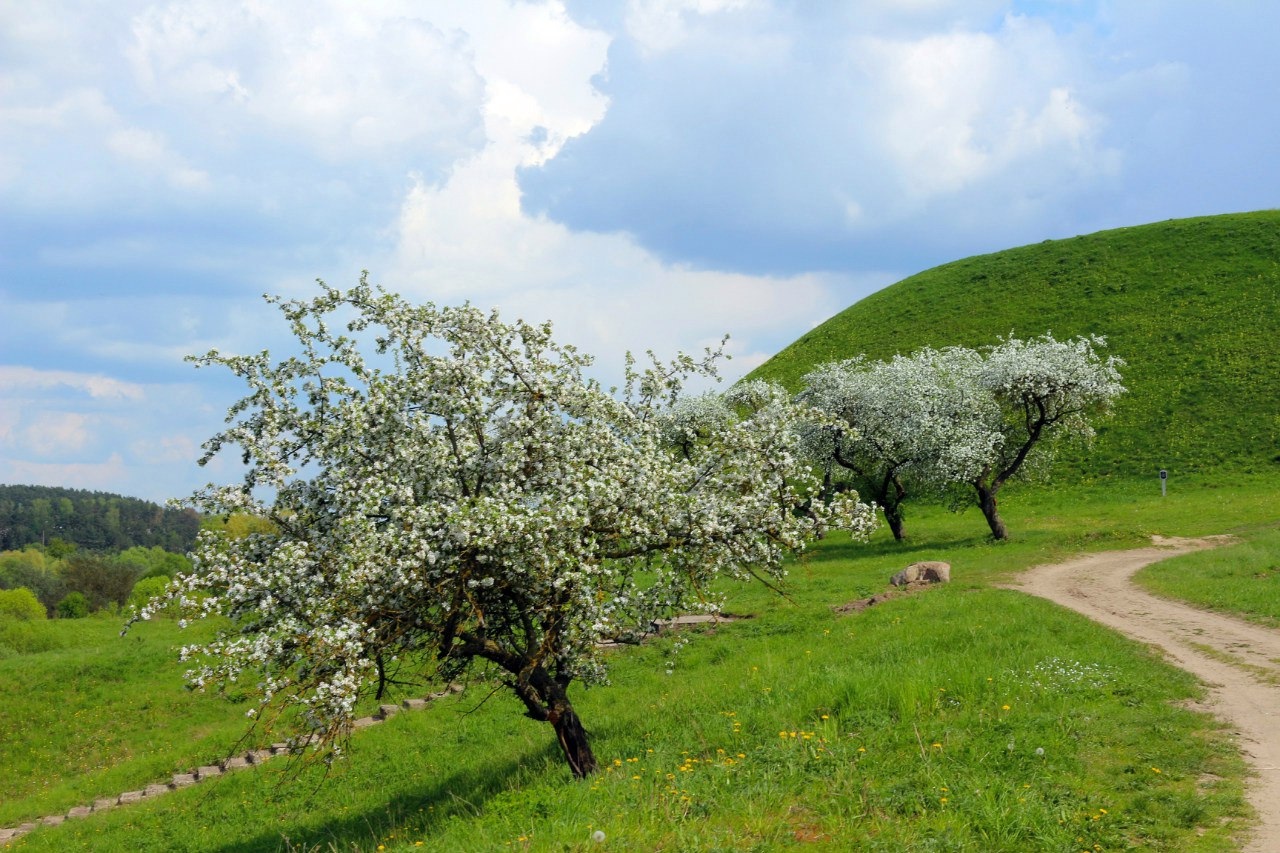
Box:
882 473 908 541
453 631 599 778
883 503 906 540
548 697 597 778
975 482 1008 540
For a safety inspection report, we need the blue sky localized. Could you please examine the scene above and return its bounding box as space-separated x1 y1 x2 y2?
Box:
2 0 1278 504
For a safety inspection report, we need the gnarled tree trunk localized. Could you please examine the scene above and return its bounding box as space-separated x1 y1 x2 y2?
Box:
546 688 597 778
881 472 908 541
453 632 599 778
974 482 1008 541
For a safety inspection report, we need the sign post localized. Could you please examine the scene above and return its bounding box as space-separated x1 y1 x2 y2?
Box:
1159 468 1168 497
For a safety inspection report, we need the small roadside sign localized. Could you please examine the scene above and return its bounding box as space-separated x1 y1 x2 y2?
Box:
1159 468 1168 496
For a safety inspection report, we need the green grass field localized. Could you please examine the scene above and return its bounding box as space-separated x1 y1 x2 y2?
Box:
3 474 1277 851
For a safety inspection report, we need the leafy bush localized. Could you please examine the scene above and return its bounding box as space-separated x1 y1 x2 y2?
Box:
62 554 138 611
128 575 173 614
115 546 191 580
56 591 90 619
0 587 46 621
0 548 66 613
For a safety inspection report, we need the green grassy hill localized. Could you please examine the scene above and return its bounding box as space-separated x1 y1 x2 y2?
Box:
751 211 1280 479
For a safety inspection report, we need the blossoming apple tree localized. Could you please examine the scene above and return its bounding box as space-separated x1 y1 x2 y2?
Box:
137 279 875 778
967 333 1125 539
798 333 1124 541
798 347 996 540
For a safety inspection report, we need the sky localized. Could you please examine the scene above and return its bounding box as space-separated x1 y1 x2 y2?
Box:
2 0 1278 505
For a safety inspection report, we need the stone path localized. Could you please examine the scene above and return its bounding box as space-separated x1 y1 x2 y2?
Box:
0 684 462 844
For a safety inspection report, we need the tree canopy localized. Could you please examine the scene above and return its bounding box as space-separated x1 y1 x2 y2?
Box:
800 347 995 540
138 280 875 777
799 333 1124 540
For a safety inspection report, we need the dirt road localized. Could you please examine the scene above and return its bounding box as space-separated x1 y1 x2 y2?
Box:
1008 536 1280 853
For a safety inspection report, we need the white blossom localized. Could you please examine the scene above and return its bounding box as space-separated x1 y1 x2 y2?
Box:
130 277 874 775
799 332 1123 540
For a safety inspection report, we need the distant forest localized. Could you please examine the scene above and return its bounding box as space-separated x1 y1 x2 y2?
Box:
0 485 200 553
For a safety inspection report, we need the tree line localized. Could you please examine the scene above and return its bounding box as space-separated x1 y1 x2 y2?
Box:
0 485 201 553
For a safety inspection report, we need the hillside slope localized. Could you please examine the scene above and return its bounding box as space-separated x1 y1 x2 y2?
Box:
751 211 1280 479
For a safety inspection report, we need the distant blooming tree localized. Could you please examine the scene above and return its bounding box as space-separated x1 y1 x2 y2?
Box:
966 333 1125 540
134 279 875 778
799 348 996 540
798 333 1124 541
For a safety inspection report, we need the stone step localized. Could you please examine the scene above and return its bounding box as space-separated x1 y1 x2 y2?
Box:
0 680 467 838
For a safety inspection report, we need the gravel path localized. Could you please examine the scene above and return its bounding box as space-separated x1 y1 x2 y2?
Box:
1006 536 1280 853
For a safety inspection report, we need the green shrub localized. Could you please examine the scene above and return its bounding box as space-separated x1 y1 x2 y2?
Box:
0 548 66 613
55 591 90 619
0 587 46 621
115 546 191 580
127 575 173 614
62 554 138 611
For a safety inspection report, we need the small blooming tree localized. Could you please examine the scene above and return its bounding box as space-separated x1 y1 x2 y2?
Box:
137 279 874 778
967 333 1125 539
798 348 995 540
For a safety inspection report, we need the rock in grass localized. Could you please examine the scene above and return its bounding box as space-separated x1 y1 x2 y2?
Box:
890 561 951 586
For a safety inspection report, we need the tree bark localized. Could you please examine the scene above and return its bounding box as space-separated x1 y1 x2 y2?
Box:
975 482 1008 540
548 697 597 779
453 632 599 778
883 503 906 541
882 473 908 541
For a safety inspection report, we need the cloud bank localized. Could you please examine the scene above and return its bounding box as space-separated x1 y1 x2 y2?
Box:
2 0 1278 502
